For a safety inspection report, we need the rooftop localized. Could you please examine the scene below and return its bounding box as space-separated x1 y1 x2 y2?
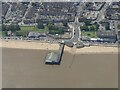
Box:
45 52 58 63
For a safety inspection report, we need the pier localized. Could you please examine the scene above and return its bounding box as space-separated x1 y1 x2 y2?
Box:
45 43 65 65
57 43 65 64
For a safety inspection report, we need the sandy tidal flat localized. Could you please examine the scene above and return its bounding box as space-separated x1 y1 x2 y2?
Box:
2 48 118 88
1 40 59 50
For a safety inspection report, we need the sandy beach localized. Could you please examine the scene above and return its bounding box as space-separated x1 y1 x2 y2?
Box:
1 40 118 54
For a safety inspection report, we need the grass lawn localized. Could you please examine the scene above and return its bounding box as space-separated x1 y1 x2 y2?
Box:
0 31 7 37
0 31 2 36
16 26 49 36
20 26 48 33
20 26 35 31
82 31 98 38
117 24 120 29
0 32 2 37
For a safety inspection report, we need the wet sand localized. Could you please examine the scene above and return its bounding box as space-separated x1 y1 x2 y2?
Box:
2 48 118 88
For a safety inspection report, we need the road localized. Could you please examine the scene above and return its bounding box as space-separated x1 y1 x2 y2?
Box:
69 18 81 42
64 2 85 43
93 2 112 23
76 2 85 16
21 2 32 25
5 3 12 19
65 18 81 43
65 2 112 44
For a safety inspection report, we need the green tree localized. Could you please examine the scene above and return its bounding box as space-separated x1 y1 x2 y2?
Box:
48 25 64 34
48 23 56 30
37 21 44 29
14 24 20 31
62 21 68 27
2 24 20 32
89 26 95 31
117 24 120 29
81 25 89 31
94 22 99 30
2 24 6 31
84 20 91 26
105 24 110 30
7 24 15 32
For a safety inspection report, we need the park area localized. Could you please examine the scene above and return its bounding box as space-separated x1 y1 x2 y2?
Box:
1 23 67 37
82 31 98 38
80 22 99 38
15 26 49 37
1 25 49 37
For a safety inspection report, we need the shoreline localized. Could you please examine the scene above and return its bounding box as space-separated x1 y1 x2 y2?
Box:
1 40 118 54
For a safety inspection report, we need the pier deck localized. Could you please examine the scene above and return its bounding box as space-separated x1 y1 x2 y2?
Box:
45 43 64 65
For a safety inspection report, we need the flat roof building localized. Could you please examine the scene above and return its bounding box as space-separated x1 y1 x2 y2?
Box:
98 30 117 39
28 32 46 38
45 52 59 64
45 43 64 65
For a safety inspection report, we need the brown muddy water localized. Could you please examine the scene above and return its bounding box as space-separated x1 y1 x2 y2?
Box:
2 48 118 88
